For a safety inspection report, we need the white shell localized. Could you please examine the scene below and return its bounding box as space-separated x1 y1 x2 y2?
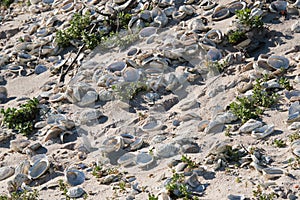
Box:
205 29 223 44
65 168 85 186
130 137 144 151
67 186 85 198
29 157 50 179
142 118 163 132
228 1 247 14
269 1 287 13
0 166 15 181
287 101 300 123
136 153 154 168
251 124 275 139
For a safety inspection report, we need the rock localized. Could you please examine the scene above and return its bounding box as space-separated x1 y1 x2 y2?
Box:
67 186 85 198
239 119 263 133
79 109 103 125
35 65 47 75
10 139 30 153
155 143 180 158
0 166 15 181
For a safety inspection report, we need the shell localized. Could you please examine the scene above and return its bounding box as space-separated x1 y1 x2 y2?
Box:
122 67 140 82
67 186 85 198
65 168 85 186
0 166 15 181
29 157 50 179
107 61 126 72
212 8 230 21
269 1 287 13
262 167 285 180
136 152 154 168
101 136 124 153
228 1 247 14
117 152 137 167
15 160 30 175
251 124 275 139
155 143 180 158
44 125 65 142
239 119 263 133
200 0 216 10
205 29 223 44
130 137 144 151
287 101 300 123
267 55 289 70
207 48 222 61
139 27 158 38
142 117 163 132
10 139 30 153
186 173 201 188
61 0 74 12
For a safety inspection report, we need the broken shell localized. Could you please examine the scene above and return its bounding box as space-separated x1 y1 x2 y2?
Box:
67 186 85 198
239 119 263 133
49 93 66 103
287 101 300 123
130 137 144 151
44 125 65 142
29 157 50 179
65 168 85 186
200 0 217 10
0 166 15 181
142 117 163 132
292 146 300 157
267 55 289 70
212 7 230 21
186 172 201 188
136 152 154 168
10 139 30 153
251 124 275 139
228 1 247 14
117 152 137 167
15 160 31 175
262 167 285 180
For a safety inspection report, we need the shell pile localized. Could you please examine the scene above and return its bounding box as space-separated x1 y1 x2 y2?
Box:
0 0 299 199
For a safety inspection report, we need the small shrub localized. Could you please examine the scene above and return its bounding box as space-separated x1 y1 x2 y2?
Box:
252 185 276 200
0 0 14 7
166 171 191 200
181 155 198 169
228 30 246 44
1 98 39 135
112 81 148 100
235 8 263 29
278 77 293 91
273 139 286 148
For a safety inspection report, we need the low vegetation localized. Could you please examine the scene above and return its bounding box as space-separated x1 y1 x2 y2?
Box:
228 30 246 44
112 81 149 101
230 79 278 123
235 8 264 29
0 189 39 200
1 98 39 135
0 0 14 7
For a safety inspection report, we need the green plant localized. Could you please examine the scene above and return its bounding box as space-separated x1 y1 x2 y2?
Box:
228 30 246 44
56 12 101 49
235 8 263 29
118 181 126 191
0 189 39 200
181 155 198 169
148 193 158 200
166 171 191 199
116 12 132 30
224 125 232 137
58 179 70 200
230 79 278 123
273 139 286 148
252 185 276 200
278 77 293 90
112 81 149 100
288 132 300 142
1 98 39 135
0 0 14 7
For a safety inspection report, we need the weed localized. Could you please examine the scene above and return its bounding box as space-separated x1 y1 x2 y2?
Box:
230 79 278 123
118 181 126 191
228 30 246 44
56 12 101 49
0 189 39 200
288 132 300 142
224 125 232 137
278 77 293 90
148 193 158 200
235 8 264 29
235 177 241 183
181 155 198 169
116 12 132 30
273 139 286 148
252 185 276 200
0 0 14 7
112 81 148 100
1 98 39 135
166 171 191 199
58 179 70 200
